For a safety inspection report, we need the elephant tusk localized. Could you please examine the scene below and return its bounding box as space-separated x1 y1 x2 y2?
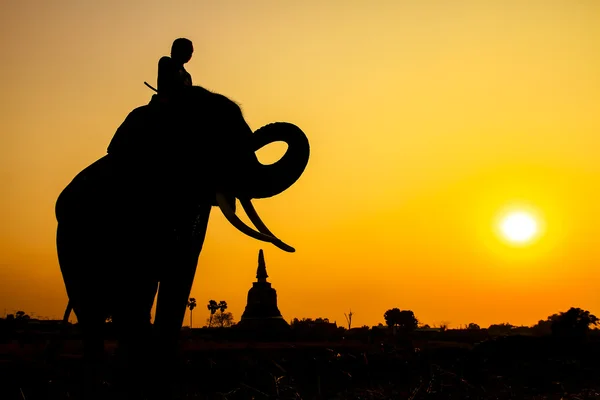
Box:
239 198 295 253
238 198 275 236
215 192 295 252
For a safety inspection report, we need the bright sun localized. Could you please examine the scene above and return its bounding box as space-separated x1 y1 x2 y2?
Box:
500 211 538 244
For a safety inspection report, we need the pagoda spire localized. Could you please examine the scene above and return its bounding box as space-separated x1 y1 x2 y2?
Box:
239 248 289 334
256 249 268 282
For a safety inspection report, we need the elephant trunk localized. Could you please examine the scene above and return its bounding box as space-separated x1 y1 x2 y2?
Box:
242 122 310 200
213 122 310 253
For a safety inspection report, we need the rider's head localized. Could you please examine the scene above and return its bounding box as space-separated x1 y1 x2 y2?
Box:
171 38 194 64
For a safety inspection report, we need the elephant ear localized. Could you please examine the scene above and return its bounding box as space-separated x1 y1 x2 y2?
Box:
214 122 310 253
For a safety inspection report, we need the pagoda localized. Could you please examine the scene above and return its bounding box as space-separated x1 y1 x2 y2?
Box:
237 249 290 334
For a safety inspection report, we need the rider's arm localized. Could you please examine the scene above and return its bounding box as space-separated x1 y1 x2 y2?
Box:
157 56 176 93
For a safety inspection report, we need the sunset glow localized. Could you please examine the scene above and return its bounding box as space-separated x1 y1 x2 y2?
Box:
500 212 539 244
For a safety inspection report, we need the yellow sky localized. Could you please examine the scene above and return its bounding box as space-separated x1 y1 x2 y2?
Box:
1 1 599 328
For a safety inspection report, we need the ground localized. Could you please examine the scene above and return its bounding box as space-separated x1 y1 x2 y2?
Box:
0 335 599 399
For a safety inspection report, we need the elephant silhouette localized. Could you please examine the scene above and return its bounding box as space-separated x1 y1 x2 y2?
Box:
55 85 310 396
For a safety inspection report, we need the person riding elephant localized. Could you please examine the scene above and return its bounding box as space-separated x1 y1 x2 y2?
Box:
110 38 195 169
157 38 194 102
56 85 309 398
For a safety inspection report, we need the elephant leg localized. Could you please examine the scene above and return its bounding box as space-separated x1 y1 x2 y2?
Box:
77 310 107 399
150 203 212 397
107 222 164 399
57 222 110 397
111 278 158 399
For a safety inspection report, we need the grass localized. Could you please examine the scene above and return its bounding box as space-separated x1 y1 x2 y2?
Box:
0 335 599 399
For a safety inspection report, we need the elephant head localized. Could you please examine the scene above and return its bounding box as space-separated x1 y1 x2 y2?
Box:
149 86 311 252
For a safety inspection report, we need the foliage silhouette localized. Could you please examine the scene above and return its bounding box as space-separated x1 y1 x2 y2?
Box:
383 308 418 333
535 307 599 340
207 300 219 328
213 311 234 328
487 323 515 336
15 311 30 320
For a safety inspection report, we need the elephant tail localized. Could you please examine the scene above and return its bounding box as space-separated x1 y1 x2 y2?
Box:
62 301 72 324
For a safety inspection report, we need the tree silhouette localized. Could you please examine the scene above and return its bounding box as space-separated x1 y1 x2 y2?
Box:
550 307 599 339
207 300 219 327
344 309 353 329
214 311 234 327
15 311 30 320
467 323 481 330
383 308 418 333
187 298 197 328
290 317 332 327
384 309 400 327
214 301 228 327
291 317 312 327
488 323 514 335
532 318 554 335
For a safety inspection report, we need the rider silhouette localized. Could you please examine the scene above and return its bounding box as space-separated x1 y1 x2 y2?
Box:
157 38 194 101
108 38 194 155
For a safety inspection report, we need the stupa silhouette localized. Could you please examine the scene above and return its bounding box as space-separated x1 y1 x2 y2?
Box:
236 249 290 335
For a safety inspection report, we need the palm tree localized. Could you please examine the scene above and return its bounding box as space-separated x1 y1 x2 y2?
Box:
207 300 219 327
187 298 197 328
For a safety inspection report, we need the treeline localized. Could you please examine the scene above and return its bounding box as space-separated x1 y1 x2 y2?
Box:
1 306 597 344
380 306 598 338
282 307 599 343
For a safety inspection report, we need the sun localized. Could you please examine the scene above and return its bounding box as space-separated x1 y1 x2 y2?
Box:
499 211 538 244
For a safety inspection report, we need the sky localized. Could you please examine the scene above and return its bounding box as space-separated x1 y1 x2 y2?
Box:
1 0 599 328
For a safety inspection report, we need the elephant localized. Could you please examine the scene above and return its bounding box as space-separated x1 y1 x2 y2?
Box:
55 85 309 397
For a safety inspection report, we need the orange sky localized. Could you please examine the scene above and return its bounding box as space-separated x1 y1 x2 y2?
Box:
1 1 599 328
